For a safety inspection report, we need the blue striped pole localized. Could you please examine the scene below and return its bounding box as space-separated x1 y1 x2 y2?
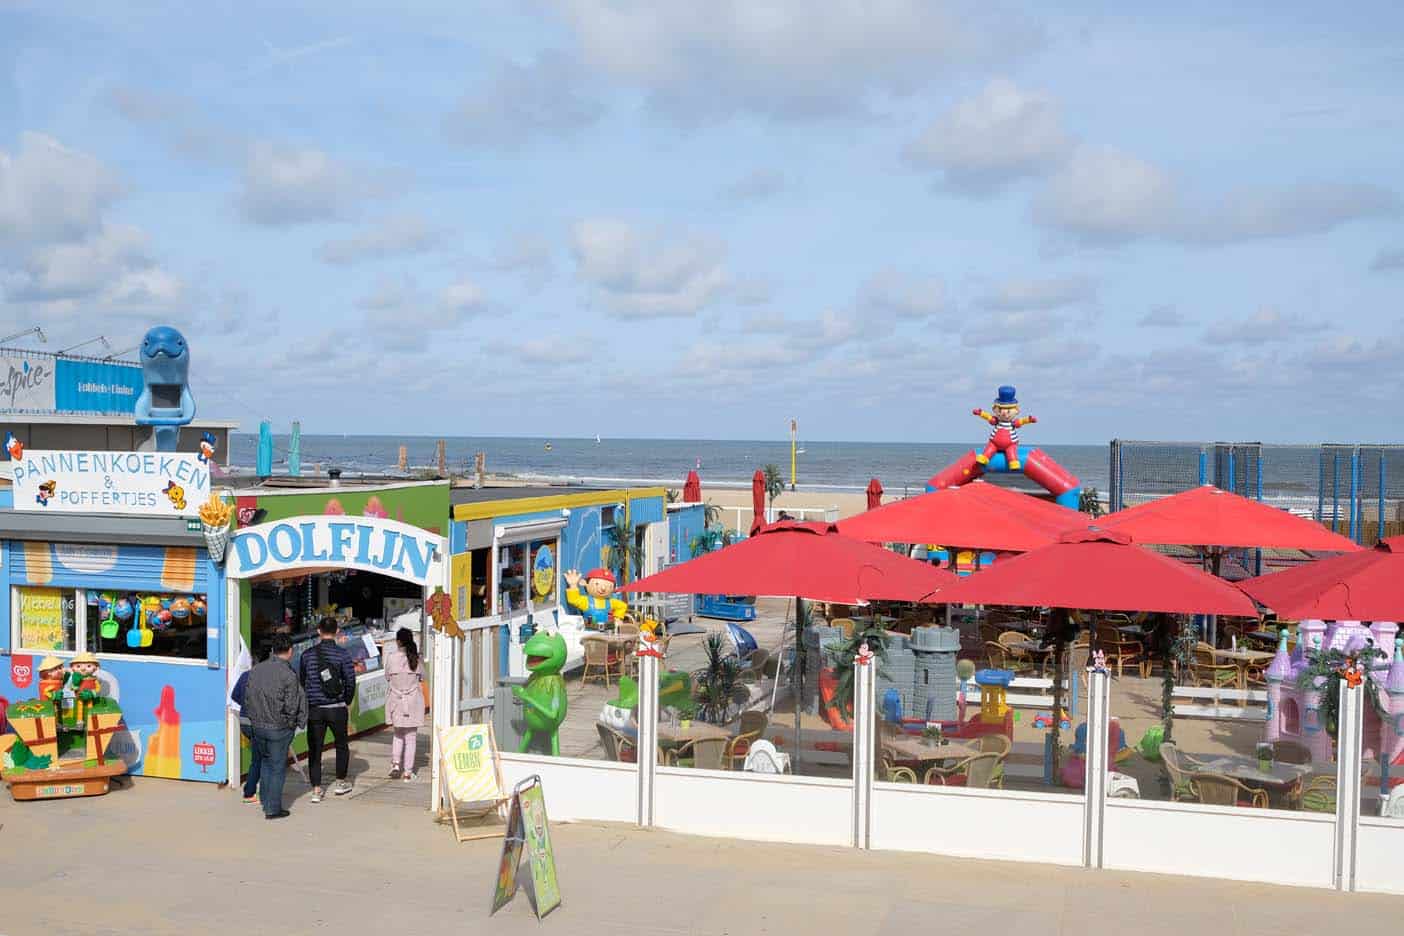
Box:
1333 453 1340 532
1349 450 1361 544
1256 456 1264 575
1198 449 1207 486
1379 453 1387 545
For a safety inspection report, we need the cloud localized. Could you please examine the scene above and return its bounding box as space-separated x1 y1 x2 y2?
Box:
1371 248 1404 272
856 269 946 320
438 277 485 316
571 217 728 318
356 273 418 312
0 132 122 244
1203 308 1327 345
961 308 1077 347
1035 144 1399 246
445 52 604 147
553 0 1042 120
904 78 1070 194
1139 305 1190 327
103 84 242 166
2 223 183 310
236 142 388 226
487 334 591 365
732 275 774 306
355 274 488 350
486 231 555 289
319 213 443 265
721 168 784 202
979 274 1096 312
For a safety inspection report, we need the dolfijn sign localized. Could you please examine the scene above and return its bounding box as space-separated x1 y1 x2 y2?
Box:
228 516 442 586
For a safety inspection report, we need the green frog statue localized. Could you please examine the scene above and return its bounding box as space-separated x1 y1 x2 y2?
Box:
513 631 568 756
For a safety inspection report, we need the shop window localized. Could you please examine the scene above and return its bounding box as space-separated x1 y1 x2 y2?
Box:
84 591 209 661
16 587 78 652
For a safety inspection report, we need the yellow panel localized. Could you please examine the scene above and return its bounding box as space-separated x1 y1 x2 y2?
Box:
160 547 197 591
450 551 473 620
452 487 667 522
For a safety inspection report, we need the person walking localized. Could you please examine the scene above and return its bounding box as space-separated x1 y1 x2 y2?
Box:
383 627 425 781
230 665 261 804
299 618 357 803
242 634 306 820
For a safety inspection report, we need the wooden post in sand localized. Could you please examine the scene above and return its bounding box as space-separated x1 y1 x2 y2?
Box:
436 439 447 476
398 445 408 472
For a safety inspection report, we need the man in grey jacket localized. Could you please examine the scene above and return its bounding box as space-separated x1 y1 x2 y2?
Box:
242 634 307 819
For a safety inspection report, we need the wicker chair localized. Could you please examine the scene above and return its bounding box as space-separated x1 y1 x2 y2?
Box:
581 637 614 688
1195 772 1268 808
725 711 768 770
1158 742 1201 801
880 750 918 783
1298 775 1337 812
1191 642 1238 690
977 734 1011 788
668 736 727 770
925 752 1002 788
1095 623 1147 678
996 631 1037 674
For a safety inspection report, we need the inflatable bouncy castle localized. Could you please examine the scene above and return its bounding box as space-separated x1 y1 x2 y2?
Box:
927 385 1082 509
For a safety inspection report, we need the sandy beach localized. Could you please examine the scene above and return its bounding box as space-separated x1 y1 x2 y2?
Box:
695 486 877 530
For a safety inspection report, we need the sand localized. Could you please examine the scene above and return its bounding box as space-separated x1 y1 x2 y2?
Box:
696 487 877 531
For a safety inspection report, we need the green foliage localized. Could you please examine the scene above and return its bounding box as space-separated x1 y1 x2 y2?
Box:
1079 487 1105 519
665 489 680 504
761 463 785 512
829 624 890 721
1295 641 1387 739
693 632 746 724
7 737 32 769
603 512 645 583
1157 618 1198 744
703 500 722 528
689 525 737 557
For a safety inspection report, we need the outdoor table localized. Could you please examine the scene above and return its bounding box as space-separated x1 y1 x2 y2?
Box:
1211 648 1274 701
658 722 732 745
882 736 976 767
1185 752 1314 806
1008 639 1053 673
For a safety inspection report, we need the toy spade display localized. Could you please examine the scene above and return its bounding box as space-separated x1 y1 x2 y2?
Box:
98 593 120 640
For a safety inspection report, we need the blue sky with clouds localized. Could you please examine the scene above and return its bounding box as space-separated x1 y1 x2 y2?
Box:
1 1 1401 443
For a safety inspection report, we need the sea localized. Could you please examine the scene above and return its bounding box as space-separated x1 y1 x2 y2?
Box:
226 435 1349 508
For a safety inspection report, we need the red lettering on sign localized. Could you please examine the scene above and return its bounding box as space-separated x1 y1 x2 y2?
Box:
11 654 33 690
192 741 216 771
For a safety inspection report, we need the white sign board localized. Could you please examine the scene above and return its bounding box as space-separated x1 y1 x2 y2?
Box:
10 450 209 517
228 515 445 587
0 354 57 411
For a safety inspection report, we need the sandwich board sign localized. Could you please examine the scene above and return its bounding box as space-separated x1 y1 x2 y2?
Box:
490 775 561 919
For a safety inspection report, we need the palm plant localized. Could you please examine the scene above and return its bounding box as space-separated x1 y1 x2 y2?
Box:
689 525 737 557
603 512 645 583
762 463 785 519
829 623 889 722
703 499 722 527
1079 487 1105 519
694 632 747 724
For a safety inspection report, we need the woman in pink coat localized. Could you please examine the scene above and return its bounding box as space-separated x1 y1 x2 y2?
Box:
384 627 425 781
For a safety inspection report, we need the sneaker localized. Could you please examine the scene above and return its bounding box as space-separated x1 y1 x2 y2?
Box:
310 788 324 804
402 770 417 783
332 779 353 796
242 794 258 805
388 766 401 780
265 810 291 820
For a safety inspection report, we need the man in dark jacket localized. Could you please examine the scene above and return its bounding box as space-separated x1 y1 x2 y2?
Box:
243 634 307 819
299 618 358 802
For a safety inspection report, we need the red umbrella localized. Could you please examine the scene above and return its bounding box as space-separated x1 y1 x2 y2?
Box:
1095 485 1360 552
1239 536 1404 621
750 469 766 536
933 528 1259 616
682 469 702 503
866 478 883 511
623 521 957 604
840 480 1086 553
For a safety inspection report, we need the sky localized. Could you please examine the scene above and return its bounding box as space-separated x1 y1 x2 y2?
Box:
1 1 1401 444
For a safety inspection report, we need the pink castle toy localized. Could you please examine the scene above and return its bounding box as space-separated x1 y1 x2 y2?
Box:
1264 621 1404 793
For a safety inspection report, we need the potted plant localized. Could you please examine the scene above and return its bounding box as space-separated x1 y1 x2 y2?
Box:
693 632 747 725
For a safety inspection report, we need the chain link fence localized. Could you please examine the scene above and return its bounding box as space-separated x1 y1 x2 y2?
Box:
1110 440 1404 546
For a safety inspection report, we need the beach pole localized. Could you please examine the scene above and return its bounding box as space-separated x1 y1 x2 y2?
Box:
289 420 302 477
398 445 408 472
1379 453 1387 545
789 418 798 491
1350 449 1360 544
437 439 447 477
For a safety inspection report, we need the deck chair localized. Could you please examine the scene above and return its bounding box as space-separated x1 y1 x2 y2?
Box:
727 622 760 660
437 723 511 842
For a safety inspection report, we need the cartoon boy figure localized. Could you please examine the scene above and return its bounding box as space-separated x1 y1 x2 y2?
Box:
35 480 56 506
67 652 103 723
972 385 1037 471
37 656 67 702
564 568 628 630
163 480 186 510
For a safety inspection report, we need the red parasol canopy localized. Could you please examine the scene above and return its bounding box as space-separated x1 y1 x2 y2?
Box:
932 528 1259 616
840 480 1086 553
866 478 883 511
750 469 766 536
682 469 702 503
1095 485 1360 552
1239 536 1404 621
623 520 957 604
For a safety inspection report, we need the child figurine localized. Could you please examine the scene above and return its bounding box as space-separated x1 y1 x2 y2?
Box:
972 385 1037 471
67 652 103 723
564 568 629 630
37 656 66 702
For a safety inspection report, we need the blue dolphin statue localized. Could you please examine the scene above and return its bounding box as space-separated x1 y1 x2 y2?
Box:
133 325 196 452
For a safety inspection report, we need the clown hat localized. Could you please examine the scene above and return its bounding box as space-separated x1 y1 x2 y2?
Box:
585 567 616 586
995 385 1018 406
38 655 65 673
609 676 639 710
70 652 99 667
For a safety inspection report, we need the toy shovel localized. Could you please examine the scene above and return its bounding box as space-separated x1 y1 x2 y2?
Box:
100 595 120 640
127 619 143 649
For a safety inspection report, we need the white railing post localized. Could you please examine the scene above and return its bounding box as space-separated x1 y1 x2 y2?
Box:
1083 666 1111 869
1334 680 1364 891
852 645 876 849
429 627 456 812
636 650 659 828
